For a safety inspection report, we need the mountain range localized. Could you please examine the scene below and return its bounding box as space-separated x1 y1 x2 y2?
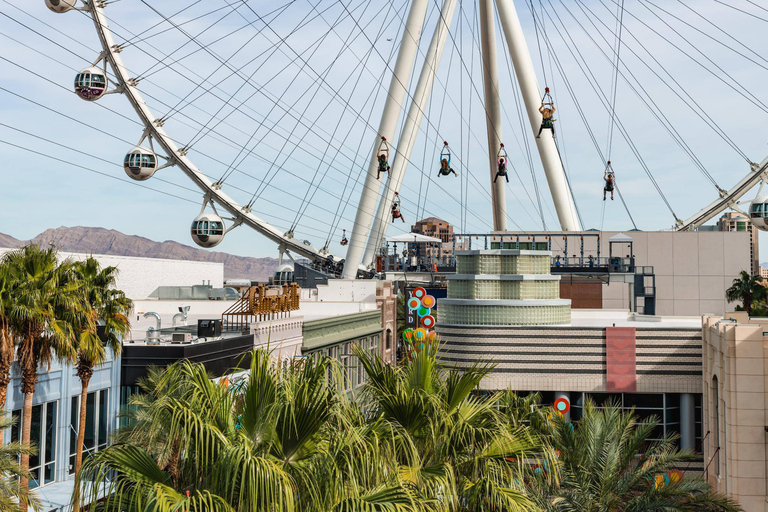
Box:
0 226 279 281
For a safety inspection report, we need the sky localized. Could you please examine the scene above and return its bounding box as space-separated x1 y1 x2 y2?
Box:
1 0 767 259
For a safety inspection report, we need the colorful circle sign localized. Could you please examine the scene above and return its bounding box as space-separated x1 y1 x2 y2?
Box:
554 397 570 414
414 328 427 340
417 306 431 318
412 287 427 299
421 295 436 308
421 315 436 329
407 297 421 310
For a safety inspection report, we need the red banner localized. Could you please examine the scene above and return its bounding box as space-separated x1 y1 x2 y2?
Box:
606 327 636 392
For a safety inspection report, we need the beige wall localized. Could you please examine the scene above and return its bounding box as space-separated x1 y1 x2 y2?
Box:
502 231 752 317
702 313 768 512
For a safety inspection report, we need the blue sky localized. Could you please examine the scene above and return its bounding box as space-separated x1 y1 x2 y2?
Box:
1 0 767 258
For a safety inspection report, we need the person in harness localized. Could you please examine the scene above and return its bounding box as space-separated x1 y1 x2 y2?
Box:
604 161 616 201
376 137 391 180
340 229 348 246
437 141 458 177
495 157 509 183
537 87 556 138
391 192 405 222
537 102 556 138
495 143 509 183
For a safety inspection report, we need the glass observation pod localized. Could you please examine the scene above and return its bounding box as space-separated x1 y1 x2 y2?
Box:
749 195 768 230
74 67 107 101
190 212 225 248
123 146 157 181
45 0 78 13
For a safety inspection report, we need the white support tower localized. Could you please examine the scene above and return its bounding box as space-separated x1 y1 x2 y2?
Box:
362 0 460 268
495 0 580 231
342 0 431 279
479 0 507 231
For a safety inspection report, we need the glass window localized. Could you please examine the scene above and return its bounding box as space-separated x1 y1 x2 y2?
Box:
69 389 110 475
11 401 58 488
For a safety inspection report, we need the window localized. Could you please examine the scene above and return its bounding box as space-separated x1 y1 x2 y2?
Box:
11 401 58 488
69 389 109 474
385 329 392 350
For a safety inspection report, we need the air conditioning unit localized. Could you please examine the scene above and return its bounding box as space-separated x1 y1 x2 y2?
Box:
171 333 192 344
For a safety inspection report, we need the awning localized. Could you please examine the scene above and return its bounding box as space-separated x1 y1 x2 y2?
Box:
386 232 442 243
608 232 633 243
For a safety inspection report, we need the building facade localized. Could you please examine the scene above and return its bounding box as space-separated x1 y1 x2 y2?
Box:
496 230 752 316
702 313 768 512
411 217 456 265
4 353 121 510
717 212 759 276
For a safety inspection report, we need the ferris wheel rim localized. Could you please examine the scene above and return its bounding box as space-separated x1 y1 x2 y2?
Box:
85 0 340 264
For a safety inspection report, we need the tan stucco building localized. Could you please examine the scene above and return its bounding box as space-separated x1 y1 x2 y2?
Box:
702 312 768 512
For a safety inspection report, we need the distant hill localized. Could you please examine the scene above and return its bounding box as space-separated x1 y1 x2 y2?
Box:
0 226 278 281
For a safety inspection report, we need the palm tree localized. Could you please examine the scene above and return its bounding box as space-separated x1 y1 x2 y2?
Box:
531 399 740 512
70 257 132 512
0 413 40 511
2 245 78 508
354 343 541 511
0 263 14 408
79 350 425 511
726 270 766 315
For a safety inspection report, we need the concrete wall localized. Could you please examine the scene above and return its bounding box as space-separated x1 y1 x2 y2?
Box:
503 231 752 317
0 248 225 300
702 313 768 512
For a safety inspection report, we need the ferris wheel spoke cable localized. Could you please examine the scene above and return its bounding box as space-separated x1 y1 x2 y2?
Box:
0 55 409 239
645 0 768 71
675 0 768 68
502 1 549 229
216 0 380 194
534 0 651 226
132 0 265 83
27 1 520 241
713 0 768 24
296 0 406 235
0 88 366 237
133 0 494 232
80 4 417 185
633 0 768 114
140 0 354 151
584 0 750 165
603 0 768 116
452 2 543 230
530 0 585 229
81 2 440 200
572 0 720 190
272 0 394 226
0 30 456 243
146 0 298 121
604 0 624 163
541 0 677 221
325 10 408 244
9 28 494 242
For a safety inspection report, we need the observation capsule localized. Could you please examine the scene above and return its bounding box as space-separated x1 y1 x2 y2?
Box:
749 195 768 230
74 67 107 101
123 146 157 181
45 0 78 13
190 212 225 248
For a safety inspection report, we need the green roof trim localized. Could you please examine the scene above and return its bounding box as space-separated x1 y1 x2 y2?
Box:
302 310 383 351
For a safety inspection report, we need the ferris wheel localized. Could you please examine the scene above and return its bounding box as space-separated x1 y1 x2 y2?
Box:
29 0 768 278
